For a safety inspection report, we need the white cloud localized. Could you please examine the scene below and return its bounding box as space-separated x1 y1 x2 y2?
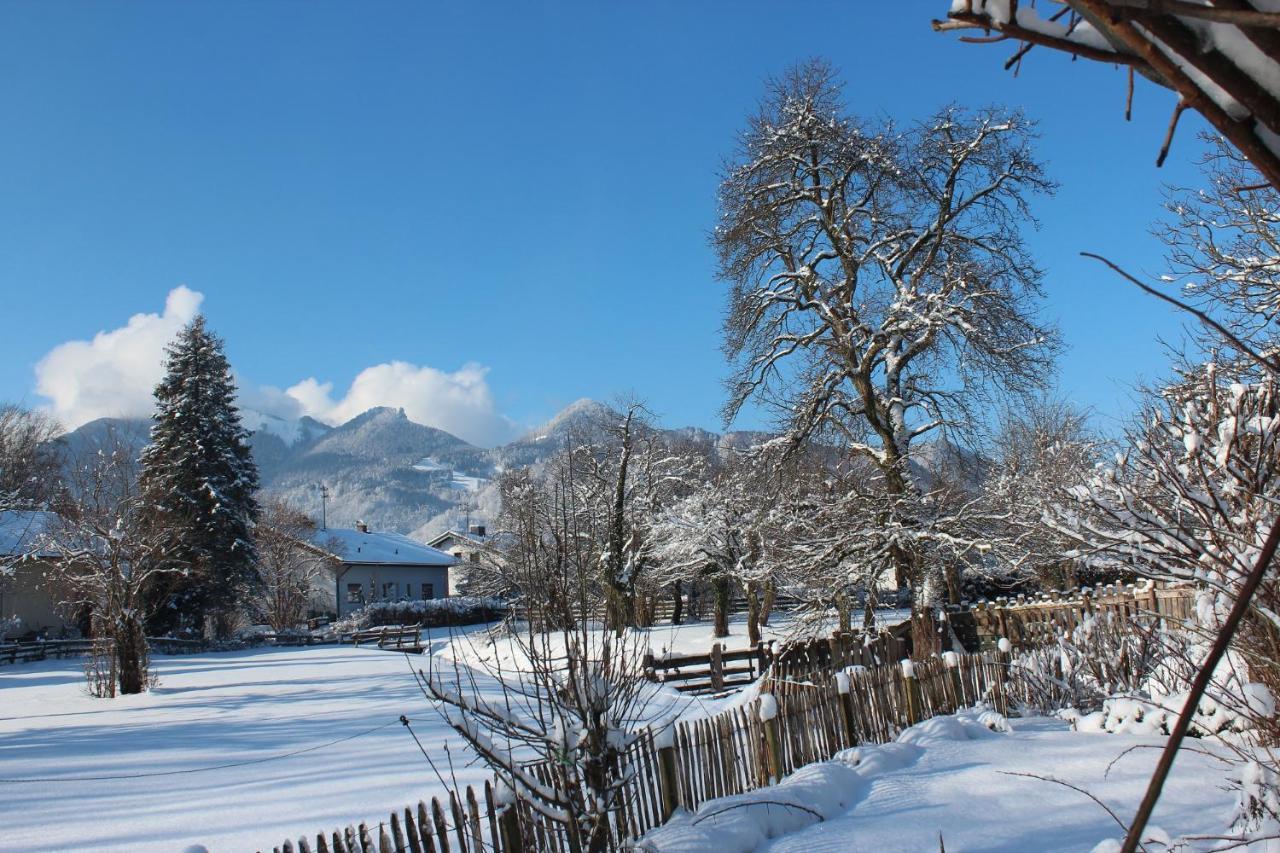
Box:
35 286 204 429
282 361 517 447
34 286 518 447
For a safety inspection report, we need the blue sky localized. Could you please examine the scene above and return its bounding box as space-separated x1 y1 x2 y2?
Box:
0 2 1208 445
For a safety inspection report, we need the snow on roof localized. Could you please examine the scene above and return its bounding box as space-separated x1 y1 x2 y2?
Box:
0 510 60 559
313 526 457 567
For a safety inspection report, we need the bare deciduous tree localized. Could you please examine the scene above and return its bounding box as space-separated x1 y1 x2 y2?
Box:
419 624 665 853
716 59 1058 646
253 498 339 632
0 404 66 509
43 433 182 696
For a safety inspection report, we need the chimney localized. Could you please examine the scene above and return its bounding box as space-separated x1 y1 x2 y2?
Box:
356 520 369 534
469 524 486 539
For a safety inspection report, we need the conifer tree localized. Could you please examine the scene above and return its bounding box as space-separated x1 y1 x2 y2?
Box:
139 315 260 637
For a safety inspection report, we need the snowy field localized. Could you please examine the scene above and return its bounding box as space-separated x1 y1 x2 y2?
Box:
0 612 1234 852
0 641 498 852
0 614 826 852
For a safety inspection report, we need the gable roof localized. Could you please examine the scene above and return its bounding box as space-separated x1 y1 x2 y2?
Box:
427 529 481 549
0 510 61 560
313 526 457 567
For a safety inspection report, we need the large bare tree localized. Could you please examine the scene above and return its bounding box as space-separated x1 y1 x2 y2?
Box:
716 59 1058 641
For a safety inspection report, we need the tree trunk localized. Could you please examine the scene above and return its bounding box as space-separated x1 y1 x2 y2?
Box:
712 576 730 639
115 615 148 695
944 563 963 606
836 590 852 635
760 580 776 627
863 582 879 632
671 581 684 626
745 581 761 647
635 592 653 628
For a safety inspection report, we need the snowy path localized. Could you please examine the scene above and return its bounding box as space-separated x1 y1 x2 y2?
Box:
0 643 496 852
760 717 1237 853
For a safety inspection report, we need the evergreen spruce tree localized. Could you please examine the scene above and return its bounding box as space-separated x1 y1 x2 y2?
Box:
139 315 260 637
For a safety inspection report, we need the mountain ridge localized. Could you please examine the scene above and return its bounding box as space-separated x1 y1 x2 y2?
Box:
57 399 760 543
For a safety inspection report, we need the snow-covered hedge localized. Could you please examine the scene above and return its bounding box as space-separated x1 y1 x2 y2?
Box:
332 596 507 632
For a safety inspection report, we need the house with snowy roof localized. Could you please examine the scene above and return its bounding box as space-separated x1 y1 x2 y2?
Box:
427 524 488 595
314 522 458 619
0 510 73 638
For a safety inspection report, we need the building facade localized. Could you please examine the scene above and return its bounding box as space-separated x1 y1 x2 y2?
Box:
314 523 458 619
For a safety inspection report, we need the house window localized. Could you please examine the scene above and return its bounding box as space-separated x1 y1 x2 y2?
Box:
346 583 364 604
382 582 397 600
470 552 480 563
422 583 434 600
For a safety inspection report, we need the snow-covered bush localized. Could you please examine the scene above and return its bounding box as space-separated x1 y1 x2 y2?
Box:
1069 641 1275 742
0 614 21 642
1008 610 1170 716
418 621 664 853
331 596 506 633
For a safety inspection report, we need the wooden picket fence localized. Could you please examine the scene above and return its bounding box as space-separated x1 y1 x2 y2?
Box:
262 582 1192 852
262 648 1008 853
950 580 1196 652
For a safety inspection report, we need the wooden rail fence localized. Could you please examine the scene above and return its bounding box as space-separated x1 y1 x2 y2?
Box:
643 619 911 695
0 635 207 665
263 648 1009 853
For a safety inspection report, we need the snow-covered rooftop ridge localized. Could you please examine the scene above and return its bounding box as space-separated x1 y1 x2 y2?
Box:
0 510 60 559
312 525 457 566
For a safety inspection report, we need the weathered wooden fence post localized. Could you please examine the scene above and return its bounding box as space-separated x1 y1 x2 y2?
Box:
759 692 782 784
709 642 724 692
995 637 1012 716
493 782 523 853
655 725 681 821
900 659 921 726
942 650 964 711
835 669 858 748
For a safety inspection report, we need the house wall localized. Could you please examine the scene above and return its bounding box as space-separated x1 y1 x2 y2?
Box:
432 534 483 595
0 560 73 637
333 563 451 619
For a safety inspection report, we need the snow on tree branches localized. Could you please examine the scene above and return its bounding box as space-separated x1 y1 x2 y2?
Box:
138 315 260 638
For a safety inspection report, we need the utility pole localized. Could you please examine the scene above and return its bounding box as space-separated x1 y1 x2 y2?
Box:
318 483 329 531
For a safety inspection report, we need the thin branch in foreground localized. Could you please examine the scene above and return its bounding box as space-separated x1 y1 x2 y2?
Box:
999 771 1135 840
690 799 824 826
1079 252 1280 373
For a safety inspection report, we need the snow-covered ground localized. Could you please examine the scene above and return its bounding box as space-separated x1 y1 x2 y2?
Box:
636 609 910 660
3 613 1232 853
0 641 499 852
0 615 806 852
641 710 1242 852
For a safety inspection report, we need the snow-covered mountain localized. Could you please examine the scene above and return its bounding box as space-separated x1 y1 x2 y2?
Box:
57 399 904 544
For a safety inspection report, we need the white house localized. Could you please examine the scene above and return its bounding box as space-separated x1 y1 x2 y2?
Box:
427 525 487 595
0 510 72 638
315 522 458 619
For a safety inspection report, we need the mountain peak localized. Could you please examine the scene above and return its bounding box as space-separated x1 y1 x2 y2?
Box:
344 406 407 427
523 398 617 441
